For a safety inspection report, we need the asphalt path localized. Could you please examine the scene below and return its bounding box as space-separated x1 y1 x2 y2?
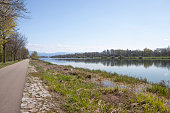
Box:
0 59 29 113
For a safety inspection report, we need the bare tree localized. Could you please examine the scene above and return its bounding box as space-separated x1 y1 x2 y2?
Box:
6 32 27 61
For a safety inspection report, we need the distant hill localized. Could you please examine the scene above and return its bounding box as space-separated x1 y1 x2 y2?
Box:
29 51 69 57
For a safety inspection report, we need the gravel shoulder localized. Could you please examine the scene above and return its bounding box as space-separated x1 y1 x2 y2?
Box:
20 63 63 113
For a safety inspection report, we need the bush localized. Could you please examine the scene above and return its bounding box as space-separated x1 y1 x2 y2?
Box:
30 51 39 60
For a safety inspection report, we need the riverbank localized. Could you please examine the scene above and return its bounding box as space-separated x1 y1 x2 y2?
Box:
29 60 170 112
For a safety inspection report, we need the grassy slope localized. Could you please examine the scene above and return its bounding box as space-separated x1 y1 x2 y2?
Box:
30 60 170 113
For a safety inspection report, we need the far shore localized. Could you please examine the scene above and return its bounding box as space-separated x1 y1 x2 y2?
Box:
43 56 170 60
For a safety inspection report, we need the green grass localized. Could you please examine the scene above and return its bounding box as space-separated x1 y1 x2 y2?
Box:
102 87 169 112
0 61 19 69
39 72 169 112
134 94 168 113
114 75 147 84
30 60 44 72
147 83 170 99
41 72 103 112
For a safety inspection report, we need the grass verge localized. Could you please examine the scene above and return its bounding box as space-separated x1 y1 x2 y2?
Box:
0 61 19 69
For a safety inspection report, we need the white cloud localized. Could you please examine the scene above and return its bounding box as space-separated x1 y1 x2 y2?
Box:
163 38 169 41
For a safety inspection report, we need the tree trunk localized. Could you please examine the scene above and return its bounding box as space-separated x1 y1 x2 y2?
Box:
3 43 6 63
14 54 16 61
11 52 13 61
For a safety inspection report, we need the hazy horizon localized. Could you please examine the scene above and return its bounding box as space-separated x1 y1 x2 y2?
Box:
30 46 170 54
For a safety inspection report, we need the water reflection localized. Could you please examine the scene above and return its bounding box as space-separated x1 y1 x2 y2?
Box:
55 58 170 69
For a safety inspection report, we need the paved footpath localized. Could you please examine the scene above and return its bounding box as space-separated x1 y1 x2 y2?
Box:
0 59 29 113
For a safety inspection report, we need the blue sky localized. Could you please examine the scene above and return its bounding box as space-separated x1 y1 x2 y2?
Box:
19 0 170 53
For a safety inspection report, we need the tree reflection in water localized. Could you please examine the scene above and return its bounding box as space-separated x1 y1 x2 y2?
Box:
55 59 170 70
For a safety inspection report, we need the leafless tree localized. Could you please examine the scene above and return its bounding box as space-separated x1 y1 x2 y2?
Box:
6 32 27 61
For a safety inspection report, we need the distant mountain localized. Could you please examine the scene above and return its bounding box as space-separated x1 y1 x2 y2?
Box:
29 51 69 56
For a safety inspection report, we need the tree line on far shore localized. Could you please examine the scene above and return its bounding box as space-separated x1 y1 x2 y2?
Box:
0 0 29 63
51 47 170 59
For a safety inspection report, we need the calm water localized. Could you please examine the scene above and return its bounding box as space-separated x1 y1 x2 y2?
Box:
41 58 170 84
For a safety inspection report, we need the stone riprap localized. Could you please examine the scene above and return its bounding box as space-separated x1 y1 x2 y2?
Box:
20 65 54 113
